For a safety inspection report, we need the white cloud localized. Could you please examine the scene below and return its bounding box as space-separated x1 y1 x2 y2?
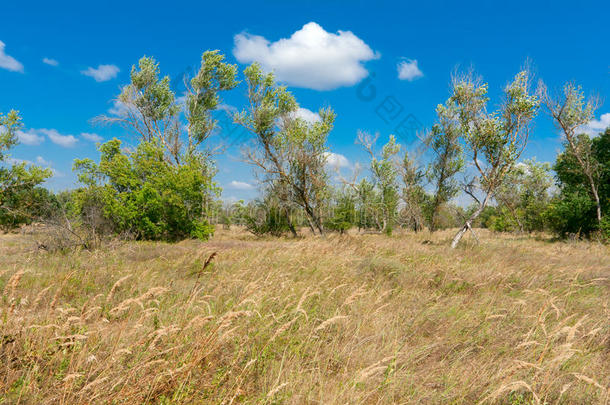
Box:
36 156 50 165
39 129 78 147
108 99 134 117
578 113 610 137
228 180 254 190
293 107 321 124
81 132 103 142
6 157 34 165
233 22 379 90
324 152 350 169
0 40 24 72
397 59 423 81
81 64 120 82
16 129 45 145
42 57 59 66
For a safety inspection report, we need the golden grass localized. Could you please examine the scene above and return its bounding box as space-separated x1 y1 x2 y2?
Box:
0 228 608 404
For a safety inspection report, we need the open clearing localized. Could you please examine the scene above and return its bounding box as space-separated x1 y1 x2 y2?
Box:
1 229 608 404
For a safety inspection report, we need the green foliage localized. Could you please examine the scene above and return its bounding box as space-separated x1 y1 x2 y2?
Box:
400 151 428 231
358 133 401 234
426 102 464 230
73 139 217 241
244 194 295 237
493 159 553 232
0 110 53 231
544 191 596 238
236 63 333 235
325 190 356 234
549 128 610 238
112 51 237 163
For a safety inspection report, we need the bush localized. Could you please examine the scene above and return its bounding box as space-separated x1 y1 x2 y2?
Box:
73 139 217 241
543 192 597 238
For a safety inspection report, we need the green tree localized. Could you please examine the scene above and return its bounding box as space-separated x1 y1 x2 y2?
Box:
358 132 401 234
425 102 464 231
493 159 553 232
235 63 334 235
0 110 53 231
547 128 610 238
544 83 603 224
448 69 540 248
99 51 238 164
325 188 356 234
400 151 428 232
74 139 217 241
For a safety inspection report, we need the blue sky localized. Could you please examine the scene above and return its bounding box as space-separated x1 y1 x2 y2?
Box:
1 0 609 202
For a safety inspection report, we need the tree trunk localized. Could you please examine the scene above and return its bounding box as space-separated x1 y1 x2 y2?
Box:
589 178 602 224
451 192 491 249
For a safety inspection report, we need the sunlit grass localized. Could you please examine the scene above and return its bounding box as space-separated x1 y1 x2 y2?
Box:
1 228 608 404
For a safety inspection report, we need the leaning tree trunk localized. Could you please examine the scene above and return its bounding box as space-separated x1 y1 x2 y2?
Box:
451 192 491 249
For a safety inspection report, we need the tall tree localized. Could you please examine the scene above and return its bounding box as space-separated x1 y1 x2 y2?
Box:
425 102 464 231
448 69 540 248
98 51 238 164
543 83 602 224
235 63 334 235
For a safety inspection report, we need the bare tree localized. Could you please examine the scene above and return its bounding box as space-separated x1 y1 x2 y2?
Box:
543 83 602 224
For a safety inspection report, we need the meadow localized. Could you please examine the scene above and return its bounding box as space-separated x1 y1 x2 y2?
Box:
0 228 608 404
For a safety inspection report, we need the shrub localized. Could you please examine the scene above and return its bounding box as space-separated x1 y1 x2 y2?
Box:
73 139 218 241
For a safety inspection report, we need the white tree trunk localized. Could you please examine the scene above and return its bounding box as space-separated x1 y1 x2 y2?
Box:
451 192 491 249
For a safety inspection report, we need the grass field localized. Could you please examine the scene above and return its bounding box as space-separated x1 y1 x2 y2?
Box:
1 228 608 404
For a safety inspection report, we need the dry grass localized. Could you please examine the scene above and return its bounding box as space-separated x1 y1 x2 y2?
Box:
0 228 608 404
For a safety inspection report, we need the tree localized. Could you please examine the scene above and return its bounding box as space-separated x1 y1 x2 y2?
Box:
448 69 540 248
98 51 238 164
547 128 610 238
235 63 334 235
358 132 401 234
73 139 217 241
0 110 53 231
325 188 356 234
544 83 602 224
492 159 553 232
425 102 464 231
78 51 237 242
400 151 428 232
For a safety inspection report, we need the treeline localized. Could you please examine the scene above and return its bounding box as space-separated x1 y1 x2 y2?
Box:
0 51 608 249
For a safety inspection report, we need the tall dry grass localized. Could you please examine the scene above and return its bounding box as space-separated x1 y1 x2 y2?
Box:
0 228 608 404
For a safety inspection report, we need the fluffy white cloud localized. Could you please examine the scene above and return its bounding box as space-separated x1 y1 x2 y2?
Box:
81 132 103 142
81 64 120 82
42 57 59 66
233 22 379 90
16 129 45 145
38 129 78 147
293 107 321 124
0 40 24 72
229 180 254 190
324 152 350 169
397 59 423 81
578 113 610 137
